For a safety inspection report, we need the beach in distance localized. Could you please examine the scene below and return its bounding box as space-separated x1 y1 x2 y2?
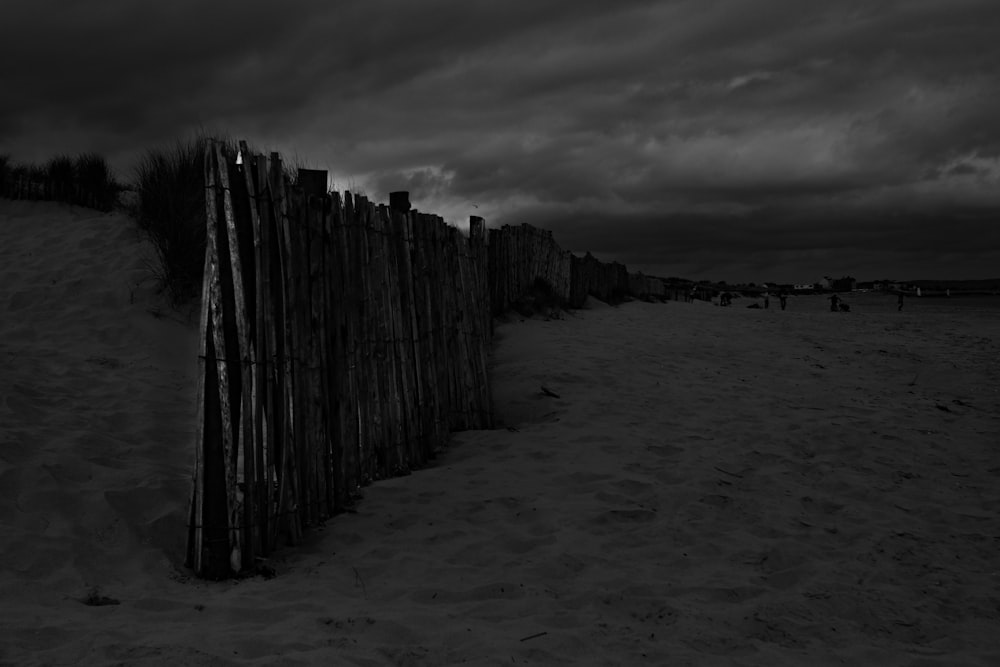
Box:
1 199 999 665
723 289 1000 316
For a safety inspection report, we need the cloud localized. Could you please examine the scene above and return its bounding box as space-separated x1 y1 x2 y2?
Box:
2 0 998 280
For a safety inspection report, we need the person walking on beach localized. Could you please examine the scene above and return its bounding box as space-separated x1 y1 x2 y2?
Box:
763 292 770 309
779 292 788 310
897 292 904 311
829 293 840 312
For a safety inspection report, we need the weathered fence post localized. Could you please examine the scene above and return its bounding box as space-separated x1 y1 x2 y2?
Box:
390 191 411 213
187 140 244 579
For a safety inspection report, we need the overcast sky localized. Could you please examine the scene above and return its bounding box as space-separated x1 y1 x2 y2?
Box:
3 1 999 283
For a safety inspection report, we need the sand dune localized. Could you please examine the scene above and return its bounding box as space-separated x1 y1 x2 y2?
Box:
1 199 999 665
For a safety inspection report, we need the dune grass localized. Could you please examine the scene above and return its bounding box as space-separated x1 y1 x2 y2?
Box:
0 151 123 211
129 133 262 306
28 163 47 183
2 138 211 307
130 137 209 306
512 276 566 318
45 154 75 200
3 134 312 309
75 153 121 210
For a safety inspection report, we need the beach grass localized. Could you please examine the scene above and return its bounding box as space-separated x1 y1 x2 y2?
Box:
129 133 265 306
45 154 75 183
512 276 566 318
130 136 210 306
74 152 121 210
46 154 76 201
3 134 318 308
0 151 123 210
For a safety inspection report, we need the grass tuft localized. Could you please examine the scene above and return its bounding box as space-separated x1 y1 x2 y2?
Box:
127 133 265 306
46 154 76 200
74 153 121 210
130 136 209 306
79 586 120 607
512 276 565 319
0 151 122 209
0 155 13 198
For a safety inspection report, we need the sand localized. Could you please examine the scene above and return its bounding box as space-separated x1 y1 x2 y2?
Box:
1 199 999 666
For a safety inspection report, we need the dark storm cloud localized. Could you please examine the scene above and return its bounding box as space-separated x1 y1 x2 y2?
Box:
1 0 331 160
3 0 998 281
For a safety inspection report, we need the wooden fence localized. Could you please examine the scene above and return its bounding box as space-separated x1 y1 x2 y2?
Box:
571 252 630 307
186 139 661 578
629 273 666 300
487 224 572 314
186 140 493 578
487 225 632 313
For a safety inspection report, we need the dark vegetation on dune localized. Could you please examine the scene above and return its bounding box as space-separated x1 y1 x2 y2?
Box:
510 276 567 318
1 141 208 306
129 134 304 306
2 134 325 308
130 137 210 306
0 152 124 212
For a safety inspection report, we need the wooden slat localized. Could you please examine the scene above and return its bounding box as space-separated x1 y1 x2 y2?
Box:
272 157 302 546
392 208 424 460
185 141 219 575
215 141 254 574
331 191 358 506
237 147 264 562
260 153 284 552
251 150 275 555
204 141 238 578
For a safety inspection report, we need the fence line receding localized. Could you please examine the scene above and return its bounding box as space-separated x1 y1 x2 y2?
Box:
186 139 673 578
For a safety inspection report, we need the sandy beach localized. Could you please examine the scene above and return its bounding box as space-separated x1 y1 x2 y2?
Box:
1 199 999 666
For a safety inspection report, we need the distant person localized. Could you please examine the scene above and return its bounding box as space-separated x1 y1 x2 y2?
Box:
763 292 770 309
779 292 788 310
829 293 840 312
897 292 904 311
